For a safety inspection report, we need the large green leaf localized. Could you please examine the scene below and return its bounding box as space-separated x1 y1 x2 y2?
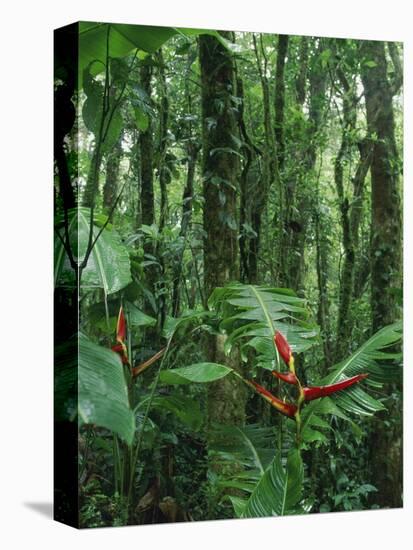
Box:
54 208 132 295
78 22 241 84
209 284 319 370
138 394 204 431
300 322 402 440
55 335 135 445
82 64 123 152
160 362 233 385
243 449 304 517
209 424 276 480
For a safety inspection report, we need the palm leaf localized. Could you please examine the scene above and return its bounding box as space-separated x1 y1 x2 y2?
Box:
301 322 402 439
209 284 319 371
208 424 304 517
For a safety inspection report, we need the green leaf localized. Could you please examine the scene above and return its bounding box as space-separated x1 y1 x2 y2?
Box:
160 362 233 385
55 335 135 445
140 394 203 431
54 208 132 295
300 322 402 437
125 302 156 327
209 284 318 369
135 107 149 131
78 23 240 85
243 449 304 517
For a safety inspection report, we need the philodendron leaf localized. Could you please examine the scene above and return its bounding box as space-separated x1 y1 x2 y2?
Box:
160 363 233 385
54 208 132 295
78 22 242 84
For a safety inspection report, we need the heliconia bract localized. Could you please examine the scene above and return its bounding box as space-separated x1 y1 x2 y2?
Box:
303 374 368 402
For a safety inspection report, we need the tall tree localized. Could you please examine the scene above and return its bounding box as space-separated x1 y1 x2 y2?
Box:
139 62 157 312
360 41 402 331
360 40 403 508
103 133 123 214
199 32 247 428
333 57 372 361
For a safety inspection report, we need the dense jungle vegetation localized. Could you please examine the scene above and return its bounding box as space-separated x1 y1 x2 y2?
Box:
54 23 403 527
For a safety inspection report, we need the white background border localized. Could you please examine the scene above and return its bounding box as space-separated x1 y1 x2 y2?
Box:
0 1 410 548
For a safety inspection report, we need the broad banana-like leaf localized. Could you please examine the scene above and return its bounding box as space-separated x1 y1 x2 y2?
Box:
209 424 276 479
209 284 318 369
300 322 402 440
55 334 135 445
160 362 233 385
243 449 304 517
54 208 132 295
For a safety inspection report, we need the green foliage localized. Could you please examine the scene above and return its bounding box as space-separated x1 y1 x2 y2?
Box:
300 322 403 442
78 22 241 85
54 24 403 527
209 284 319 370
55 334 135 445
78 335 135 445
160 363 233 385
243 449 304 517
54 208 132 295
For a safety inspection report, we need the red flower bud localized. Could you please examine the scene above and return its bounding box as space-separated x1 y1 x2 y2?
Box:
303 374 368 402
274 331 292 366
116 306 127 344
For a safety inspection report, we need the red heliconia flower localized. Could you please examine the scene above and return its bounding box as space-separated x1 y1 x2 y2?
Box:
248 380 297 418
274 331 292 366
116 306 127 344
112 306 129 366
272 370 298 385
303 374 368 402
111 343 130 366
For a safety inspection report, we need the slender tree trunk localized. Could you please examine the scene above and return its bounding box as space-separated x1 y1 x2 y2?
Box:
274 34 289 170
314 205 333 365
157 50 170 233
284 40 327 293
172 142 199 316
278 36 309 288
139 63 156 313
237 74 262 283
334 67 372 361
156 50 170 330
103 133 123 214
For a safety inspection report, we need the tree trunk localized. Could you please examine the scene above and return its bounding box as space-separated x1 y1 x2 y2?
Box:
199 32 247 430
274 34 289 170
361 40 403 509
334 65 372 361
139 63 156 314
361 41 402 330
172 142 199 316
103 133 123 215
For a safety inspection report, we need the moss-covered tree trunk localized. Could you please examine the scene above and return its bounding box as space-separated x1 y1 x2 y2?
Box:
361 40 403 508
199 33 247 429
